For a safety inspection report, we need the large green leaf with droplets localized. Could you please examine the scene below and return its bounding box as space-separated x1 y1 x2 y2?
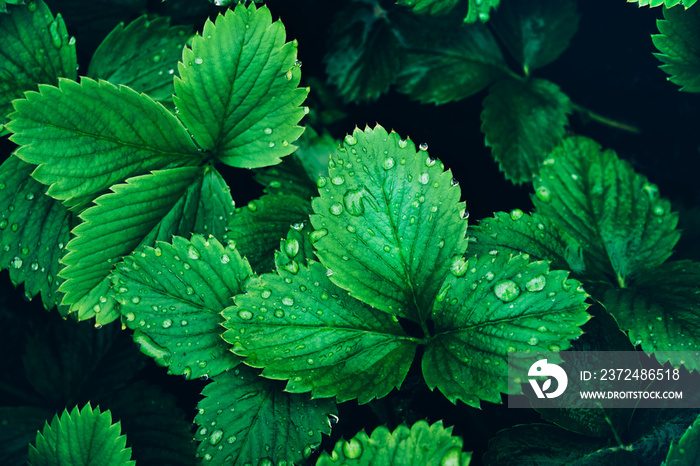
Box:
194 367 337 465
0 156 71 309
173 3 307 168
224 194 312 273
112 235 250 379
223 260 420 404
653 5 700 92
481 78 571 184
423 253 590 406
0 0 76 134
7 78 202 209
532 137 680 287
317 420 471 465
87 16 191 102
491 0 579 74
310 125 468 322
397 21 510 104
601 261 700 371
468 211 585 275
28 404 135 466
60 165 233 325
664 412 700 465
630 0 698 8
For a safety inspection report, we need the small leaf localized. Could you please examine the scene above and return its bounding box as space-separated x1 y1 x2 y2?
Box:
483 423 634 465
113 234 249 379
424 253 589 406
397 21 511 103
664 412 700 465
0 155 71 309
173 3 307 168
325 2 402 102
533 136 680 287
310 125 468 322
491 0 579 73
195 367 337 465
60 166 230 325
87 16 191 102
28 404 135 466
0 0 76 132
601 261 700 371
223 260 419 403
464 0 500 23
468 210 585 275
653 5 700 92
225 194 312 273
482 78 571 184
317 420 471 465
8 78 202 208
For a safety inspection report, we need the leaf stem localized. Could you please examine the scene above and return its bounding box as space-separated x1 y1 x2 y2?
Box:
571 102 641 134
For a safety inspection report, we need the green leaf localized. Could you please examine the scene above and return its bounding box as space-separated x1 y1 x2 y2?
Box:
317 420 471 465
225 194 312 273
396 20 511 103
87 16 191 102
7 78 202 208
0 155 71 309
274 222 317 272
481 78 571 184
194 367 337 465
310 125 468 322
0 407 52 466
95 380 196 466
173 3 307 168
224 260 419 403
630 0 698 8
664 413 700 465
491 0 579 74
653 5 700 92
28 404 135 466
424 253 590 406
0 0 76 132
601 261 700 371
483 423 635 465
468 211 585 275
60 165 231 325
325 2 402 102
113 234 249 379
532 136 680 287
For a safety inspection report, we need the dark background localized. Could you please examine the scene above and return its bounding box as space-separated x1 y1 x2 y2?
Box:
1 0 699 464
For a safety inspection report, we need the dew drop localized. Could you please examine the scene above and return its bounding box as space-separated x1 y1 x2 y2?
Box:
282 296 294 306
209 429 223 445
317 176 327 188
419 173 430 185
344 134 357 146
510 209 524 220
419 142 429 151
310 229 328 243
263 127 273 135
494 279 520 302
186 286 195 295
220 254 230 264
535 186 551 203
526 275 547 292
383 157 395 170
330 203 343 216
162 319 173 329
0 220 7 230
238 310 253 320
274 309 285 318
331 176 345 186
528 336 539 346
187 245 200 260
